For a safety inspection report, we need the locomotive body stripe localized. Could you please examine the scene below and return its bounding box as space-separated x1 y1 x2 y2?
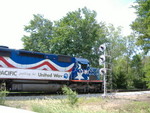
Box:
0 57 15 68
0 57 74 72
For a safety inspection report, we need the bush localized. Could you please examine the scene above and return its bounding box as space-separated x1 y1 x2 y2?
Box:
62 86 78 107
0 90 8 105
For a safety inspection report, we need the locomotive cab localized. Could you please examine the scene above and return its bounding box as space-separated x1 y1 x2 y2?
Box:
70 58 90 81
69 58 103 92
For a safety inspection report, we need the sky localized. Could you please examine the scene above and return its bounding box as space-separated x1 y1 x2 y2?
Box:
0 0 136 49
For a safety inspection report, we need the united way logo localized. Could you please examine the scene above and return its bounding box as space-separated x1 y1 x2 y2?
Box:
64 73 68 79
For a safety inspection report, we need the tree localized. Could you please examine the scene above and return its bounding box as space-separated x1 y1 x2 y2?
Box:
106 24 127 59
131 54 146 88
112 57 129 89
52 7 106 67
131 0 150 54
22 14 53 53
143 56 150 88
106 25 140 89
22 8 107 67
104 25 129 89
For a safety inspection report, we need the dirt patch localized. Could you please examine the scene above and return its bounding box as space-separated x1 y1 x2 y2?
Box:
116 94 150 102
101 94 150 112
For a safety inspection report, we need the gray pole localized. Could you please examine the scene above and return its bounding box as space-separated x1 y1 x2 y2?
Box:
103 43 106 96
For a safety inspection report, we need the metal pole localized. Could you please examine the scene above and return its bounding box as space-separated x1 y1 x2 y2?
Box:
103 43 106 96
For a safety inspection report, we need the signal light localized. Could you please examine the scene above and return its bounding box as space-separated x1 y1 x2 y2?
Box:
99 55 105 65
99 44 106 52
100 68 107 75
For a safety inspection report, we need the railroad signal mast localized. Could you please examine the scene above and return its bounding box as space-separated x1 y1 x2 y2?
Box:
99 43 112 96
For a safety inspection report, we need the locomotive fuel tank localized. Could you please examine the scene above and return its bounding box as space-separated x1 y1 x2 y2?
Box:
11 83 61 93
9 80 62 92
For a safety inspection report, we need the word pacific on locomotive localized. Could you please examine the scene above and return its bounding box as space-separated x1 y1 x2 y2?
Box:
0 46 103 93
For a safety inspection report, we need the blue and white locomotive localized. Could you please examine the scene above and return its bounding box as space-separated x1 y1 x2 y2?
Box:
0 46 103 93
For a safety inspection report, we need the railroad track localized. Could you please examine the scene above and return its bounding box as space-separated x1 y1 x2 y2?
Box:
5 90 150 100
110 89 150 92
7 92 58 96
7 89 150 96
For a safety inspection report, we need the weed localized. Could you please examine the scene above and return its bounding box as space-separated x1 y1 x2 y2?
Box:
31 99 107 113
0 90 8 105
62 86 78 107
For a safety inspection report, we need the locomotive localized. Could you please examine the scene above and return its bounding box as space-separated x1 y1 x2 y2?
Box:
0 46 103 93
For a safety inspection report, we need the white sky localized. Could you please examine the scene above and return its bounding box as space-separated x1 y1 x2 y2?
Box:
0 0 136 49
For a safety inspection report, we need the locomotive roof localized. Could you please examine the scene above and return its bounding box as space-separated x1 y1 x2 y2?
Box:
0 46 71 58
0 46 89 64
75 57 89 64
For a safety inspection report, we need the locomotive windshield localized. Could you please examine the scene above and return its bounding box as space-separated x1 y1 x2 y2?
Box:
81 64 87 69
75 57 89 70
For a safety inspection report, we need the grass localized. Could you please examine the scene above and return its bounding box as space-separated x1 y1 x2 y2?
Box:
119 101 150 113
4 97 150 113
0 90 8 105
3 90 150 113
5 98 107 113
31 98 107 113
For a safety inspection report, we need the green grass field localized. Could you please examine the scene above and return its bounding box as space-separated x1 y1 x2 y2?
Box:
3 96 150 113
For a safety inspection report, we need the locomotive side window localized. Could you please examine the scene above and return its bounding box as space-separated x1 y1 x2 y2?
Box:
81 64 87 69
58 55 72 63
0 50 11 57
19 51 45 58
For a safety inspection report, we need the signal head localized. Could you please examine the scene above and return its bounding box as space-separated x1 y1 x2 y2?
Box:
99 44 106 52
100 68 107 75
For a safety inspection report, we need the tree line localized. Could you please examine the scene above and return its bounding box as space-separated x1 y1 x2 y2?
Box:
22 0 150 90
